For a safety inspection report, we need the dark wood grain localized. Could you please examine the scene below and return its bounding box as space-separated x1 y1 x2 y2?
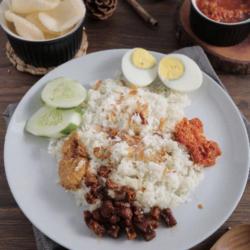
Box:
0 1 249 249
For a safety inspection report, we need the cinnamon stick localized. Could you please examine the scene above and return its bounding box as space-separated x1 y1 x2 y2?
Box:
125 0 158 27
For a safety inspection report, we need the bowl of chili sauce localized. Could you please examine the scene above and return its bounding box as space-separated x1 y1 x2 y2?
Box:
190 0 250 46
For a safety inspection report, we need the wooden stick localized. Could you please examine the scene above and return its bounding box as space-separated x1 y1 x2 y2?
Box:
125 0 158 27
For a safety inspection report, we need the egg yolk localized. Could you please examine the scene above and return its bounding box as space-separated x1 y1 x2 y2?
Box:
131 48 157 69
159 57 185 80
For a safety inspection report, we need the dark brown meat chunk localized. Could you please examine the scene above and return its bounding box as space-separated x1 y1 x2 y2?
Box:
115 186 136 202
83 210 92 223
161 208 177 227
135 219 156 233
85 173 99 188
123 186 136 202
108 215 120 224
107 225 120 238
92 208 102 222
118 207 133 221
83 185 178 241
84 211 105 237
106 179 119 190
114 201 130 209
125 226 137 240
88 220 106 237
150 206 161 221
90 185 103 199
114 189 126 201
133 206 144 223
85 192 98 204
148 219 159 230
98 165 111 178
142 230 156 241
124 218 132 227
100 200 115 218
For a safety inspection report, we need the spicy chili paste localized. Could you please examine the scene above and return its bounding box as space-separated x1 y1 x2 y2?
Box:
196 0 250 23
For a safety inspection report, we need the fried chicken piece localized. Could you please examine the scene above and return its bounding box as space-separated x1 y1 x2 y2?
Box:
174 118 221 167
59 132 88 190
61 132 88 159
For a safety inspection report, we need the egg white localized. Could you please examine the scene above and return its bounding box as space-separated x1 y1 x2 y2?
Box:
122 49 158 87
158 53 203 92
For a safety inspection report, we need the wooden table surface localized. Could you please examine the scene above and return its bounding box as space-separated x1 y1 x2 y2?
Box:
0 1 249 249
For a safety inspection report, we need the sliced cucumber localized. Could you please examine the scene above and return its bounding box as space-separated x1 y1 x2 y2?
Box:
25 106 82 138
41 77 87 108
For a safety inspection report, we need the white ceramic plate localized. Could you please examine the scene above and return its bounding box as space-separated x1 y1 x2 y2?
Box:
4 49 249 250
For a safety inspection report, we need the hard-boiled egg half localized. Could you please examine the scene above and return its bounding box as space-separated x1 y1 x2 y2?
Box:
122 48 158 87
158 54 203 92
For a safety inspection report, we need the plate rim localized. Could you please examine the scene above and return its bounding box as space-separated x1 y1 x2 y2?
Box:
4 49 250 250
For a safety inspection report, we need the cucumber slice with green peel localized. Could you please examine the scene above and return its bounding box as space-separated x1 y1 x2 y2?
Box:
25 106 82 138
41 77 87 108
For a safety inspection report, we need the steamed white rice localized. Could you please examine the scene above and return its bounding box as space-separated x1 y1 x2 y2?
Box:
49 79 203 211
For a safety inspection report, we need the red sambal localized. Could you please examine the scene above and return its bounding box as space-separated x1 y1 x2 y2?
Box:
174 118 221 167
196 0 250 23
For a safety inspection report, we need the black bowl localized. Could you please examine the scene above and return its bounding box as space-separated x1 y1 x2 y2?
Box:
0 0 85 67
4 19 84 68
190 0 250 46
6 22 83 68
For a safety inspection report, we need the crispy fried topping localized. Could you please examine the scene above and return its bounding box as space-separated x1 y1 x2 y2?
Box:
127 102 149 134
93 146 111 160
135 102 148 125
128 144 144 161
106 127 119 139
116 93 125 104
128 146 168 163
95 125 119 140
146 148 168 163
128 117 141 134
158 117 166 132
129 89 138 96
93 80 102 90
106 111 117 123
120 132 141 146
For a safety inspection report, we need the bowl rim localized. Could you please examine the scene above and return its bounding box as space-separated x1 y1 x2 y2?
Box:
0 0 85 43
2 18 84 43
191 0 250 26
